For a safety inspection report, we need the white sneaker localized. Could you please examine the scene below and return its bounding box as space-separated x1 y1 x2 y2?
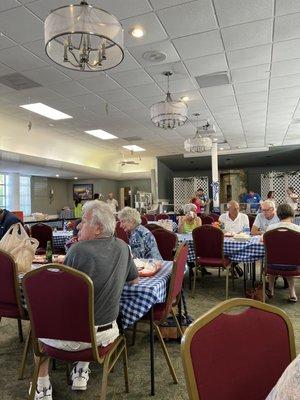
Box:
29 383 52 400
71 365 91 391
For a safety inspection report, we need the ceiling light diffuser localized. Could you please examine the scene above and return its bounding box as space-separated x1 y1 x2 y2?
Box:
130 27 144 38
122 145 145 152
20 103 73 120
84 129 118 140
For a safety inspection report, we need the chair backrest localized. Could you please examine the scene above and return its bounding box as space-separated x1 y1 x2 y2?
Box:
144 223 162 232
145 214 156 221
155 213 169 220
161 243 188 318
181 298 296 400
115 221 129 244
264 228 300 269
200 215 214 225
30 223 53 251
209 213 220 222
152 228 178 261
0 250 24 318
248 214 256 229
141 215 148 225
192 225 224 259
22 264 99 358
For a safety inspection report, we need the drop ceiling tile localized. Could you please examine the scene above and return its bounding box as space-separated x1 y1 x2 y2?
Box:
122 12 167 48
79 75 121 93
129 40 180 66
206 94 236 107
98 88 136 103
221 19 273 51
214 0 274 27
270 73 300 90
234 79 269 94
145 61 188 82
272 59 300 77
227 44 272 69
273 38 300 62
275 0 300 16
231 64 270 83
274 13 300 42
269 86 300 99
21 66 71 85
128 82 165 98
0 0 20 12
0 46 47 71
109 69 154 88
92 0 152 20
235 90 268 104
0 62 14 77
159 77 197 93
184 53 228 77
105 50 141 73
200 84 234 98
0 34 16 50
71 93 107 108
157 0 217 39
25 0 66 19
0 7 43 44
47 81 91 97
173 30 224 60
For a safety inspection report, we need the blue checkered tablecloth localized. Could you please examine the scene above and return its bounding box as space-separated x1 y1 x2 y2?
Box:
177 233 265 263
120 261 173 329
52 231 73 252
294 216 300 226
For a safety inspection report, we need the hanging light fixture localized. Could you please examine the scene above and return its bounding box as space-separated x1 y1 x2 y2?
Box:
184 114 213 153
150 71 188 129
44 1 124 71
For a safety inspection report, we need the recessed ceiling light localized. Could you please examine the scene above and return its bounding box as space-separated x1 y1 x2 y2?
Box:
181 96 189 102
130 27 144 38
213 138 218 142
55 174 59 178
20 103 73 120
122 145 145 152
220 147 224 150
74 177 78 180
84 129 118 140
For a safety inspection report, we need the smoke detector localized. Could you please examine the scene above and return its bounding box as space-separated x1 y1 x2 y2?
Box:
142 50 167 63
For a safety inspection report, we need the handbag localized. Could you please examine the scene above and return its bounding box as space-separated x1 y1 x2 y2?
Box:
0 223 39 273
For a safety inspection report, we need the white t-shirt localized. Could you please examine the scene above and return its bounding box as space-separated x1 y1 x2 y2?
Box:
253 213 280 233
219 212 249 233
106 198 118 212
266 221 300 233
286 194 298 211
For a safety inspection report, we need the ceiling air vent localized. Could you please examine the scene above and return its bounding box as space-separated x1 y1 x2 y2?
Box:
195 71 229 88
0 73 41 90
123 136 142 142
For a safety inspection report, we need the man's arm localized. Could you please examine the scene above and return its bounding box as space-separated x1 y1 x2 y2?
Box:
251 224 261 236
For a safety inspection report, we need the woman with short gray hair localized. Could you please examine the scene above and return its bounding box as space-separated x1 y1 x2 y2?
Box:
118 207 162 260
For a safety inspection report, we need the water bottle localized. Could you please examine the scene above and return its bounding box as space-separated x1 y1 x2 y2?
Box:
243 226 250 235
46 240 53 263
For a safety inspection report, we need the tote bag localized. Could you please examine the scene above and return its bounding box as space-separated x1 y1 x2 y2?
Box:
0 223 39 273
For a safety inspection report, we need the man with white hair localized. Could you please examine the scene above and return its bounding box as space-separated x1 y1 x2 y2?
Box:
251 200 280 235
32 200 138 400
219 200 249 234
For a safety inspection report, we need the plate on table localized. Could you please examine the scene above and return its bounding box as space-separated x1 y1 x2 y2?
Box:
224 232 234 237
32 255 47 264
134 259 162 277
232 233 251 242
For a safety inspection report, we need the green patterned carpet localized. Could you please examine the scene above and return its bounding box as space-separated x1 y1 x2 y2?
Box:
0 272 299 400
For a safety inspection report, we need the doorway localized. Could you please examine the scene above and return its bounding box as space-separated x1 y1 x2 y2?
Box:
119 186 132 209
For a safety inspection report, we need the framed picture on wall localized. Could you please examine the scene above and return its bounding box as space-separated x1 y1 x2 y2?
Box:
73 184 93 201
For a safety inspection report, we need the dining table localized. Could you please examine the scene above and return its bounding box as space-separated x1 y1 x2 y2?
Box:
52 230 73 253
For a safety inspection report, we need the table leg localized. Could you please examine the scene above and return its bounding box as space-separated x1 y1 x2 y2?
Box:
149 308 155 396
243 263 247 293
252 262 256 287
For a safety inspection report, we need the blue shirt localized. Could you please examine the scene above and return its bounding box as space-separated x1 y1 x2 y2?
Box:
0 210 21 240
129 225 162 260
253 213 280 233
243 193 261 211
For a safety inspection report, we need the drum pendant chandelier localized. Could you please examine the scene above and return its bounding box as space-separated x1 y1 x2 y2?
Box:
44 1 124 71
150 72 188 129
184 114 213 153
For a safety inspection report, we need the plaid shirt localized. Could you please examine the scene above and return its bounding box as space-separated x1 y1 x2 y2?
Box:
129 225 162 260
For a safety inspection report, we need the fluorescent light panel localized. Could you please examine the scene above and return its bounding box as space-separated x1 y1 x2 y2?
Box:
20 102 72 120
84 129 118 140
122 145 145 152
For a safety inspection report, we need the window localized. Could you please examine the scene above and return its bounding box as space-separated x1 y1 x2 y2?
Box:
0 174 6 208
20 176 31 216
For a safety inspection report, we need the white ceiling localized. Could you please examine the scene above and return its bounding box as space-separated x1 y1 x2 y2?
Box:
0 0 299 178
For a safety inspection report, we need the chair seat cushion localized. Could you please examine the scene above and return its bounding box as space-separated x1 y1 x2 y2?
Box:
0 302 21 318
153 303 167 321
197 256 231 268
41 341 115 362
268 266 300 277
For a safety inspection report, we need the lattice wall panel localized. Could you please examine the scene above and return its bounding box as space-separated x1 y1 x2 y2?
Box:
173 177 209 213
261 171 300 207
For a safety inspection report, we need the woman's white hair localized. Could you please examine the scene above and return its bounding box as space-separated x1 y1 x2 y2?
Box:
118 207 141 226
183 203 197 214
82 200 116 236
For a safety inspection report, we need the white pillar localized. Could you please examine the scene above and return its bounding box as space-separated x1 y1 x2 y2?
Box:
7 173 20 210
211 142 220 211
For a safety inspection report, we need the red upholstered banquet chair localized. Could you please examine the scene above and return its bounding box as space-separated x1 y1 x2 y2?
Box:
132 244 188 385
181 298 296 400
30 223 53 254
22 264 129 400
152 228 178 261
263 227 300 302
145 214 156 221
248 214 256 230
200 215 214 225
209 213 220 222
155 213 169 220
0 250 31 379
141 215 148 225
192 225 231 298
115 221 129 244
144 223 162 232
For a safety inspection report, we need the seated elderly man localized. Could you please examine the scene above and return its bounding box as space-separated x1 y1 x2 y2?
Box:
251 200 280 235
32 201 138 400
118 207 162 260
219 200 249 233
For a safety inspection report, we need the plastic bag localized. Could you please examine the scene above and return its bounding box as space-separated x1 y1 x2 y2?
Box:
0 223 39 273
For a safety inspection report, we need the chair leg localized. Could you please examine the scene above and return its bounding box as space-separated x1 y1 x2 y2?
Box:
18 325 31 380
225 268 229 299
153 323 178 384
192 266 197 297
28 356 44 400
231 265 235 290
171 308 183 337
17 319 24 343
262 273 266 303
66 363 72 385
131 322 137 346
218 267 221 278
122 339 129 393
100 357 110 400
